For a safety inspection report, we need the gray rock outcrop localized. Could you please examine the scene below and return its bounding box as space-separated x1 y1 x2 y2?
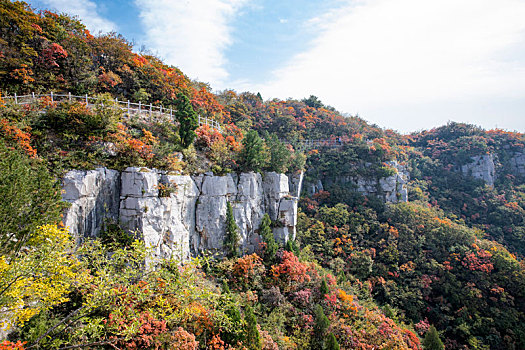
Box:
510 152 525 177
61 168 120 238
304 161 409 203
62 167 301 260
461 154 495 186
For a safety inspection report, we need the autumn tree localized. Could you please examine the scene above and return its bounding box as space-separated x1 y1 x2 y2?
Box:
0 224 87 328
225 201 240 258
175 93 198 148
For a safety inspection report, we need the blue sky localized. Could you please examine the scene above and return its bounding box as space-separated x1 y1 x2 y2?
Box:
26 0 525 133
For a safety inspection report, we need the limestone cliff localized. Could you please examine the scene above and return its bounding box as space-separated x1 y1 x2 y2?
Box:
510 152 525 177
62 168 302 260
460 154 496 186
305 160 409 203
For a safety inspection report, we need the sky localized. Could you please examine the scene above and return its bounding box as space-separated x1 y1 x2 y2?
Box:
26 0 525 133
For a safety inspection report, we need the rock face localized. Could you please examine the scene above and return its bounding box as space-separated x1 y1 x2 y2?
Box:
510 152 525 177
119 168 199 261
461 154 495 186
305 161 409 203
62 168 120 239
62 168 301 260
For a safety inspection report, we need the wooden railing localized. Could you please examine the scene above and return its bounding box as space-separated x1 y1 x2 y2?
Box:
1 92 222 131
1 93 357 149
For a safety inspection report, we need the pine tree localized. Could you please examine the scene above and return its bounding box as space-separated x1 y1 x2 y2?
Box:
222 280 230 293
313 304 330 349
285 238 299 255
423 326 444 350
320 278 329 296
239 130 268 172
325 333 340 350
244 305 262 350
174 93 198 148
225 201 240 258
260 214 277 264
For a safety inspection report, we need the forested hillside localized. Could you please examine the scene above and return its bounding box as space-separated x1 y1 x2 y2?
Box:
0 1 524 349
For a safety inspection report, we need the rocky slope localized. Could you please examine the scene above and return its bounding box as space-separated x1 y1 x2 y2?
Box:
305 160 409 203
62 168 303 260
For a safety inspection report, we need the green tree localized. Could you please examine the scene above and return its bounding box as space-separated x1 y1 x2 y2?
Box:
264 133 291 173
0 141 64 256
239 130 268 172
320 278 329 296
260 214 278 264
313 304 329 349
174 93 198 148
244 305 262 350
225 201 240 258
423 326 444 350
325 333 340 350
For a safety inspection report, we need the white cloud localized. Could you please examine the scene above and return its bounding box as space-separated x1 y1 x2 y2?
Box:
252 0 525 132
135 0 248 88
40 0 116 33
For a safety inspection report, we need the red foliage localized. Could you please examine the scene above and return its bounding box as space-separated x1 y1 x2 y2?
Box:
41 42 68 68
271 251 313 292
108 311 169 349
462 248 494 273
171 327 199 350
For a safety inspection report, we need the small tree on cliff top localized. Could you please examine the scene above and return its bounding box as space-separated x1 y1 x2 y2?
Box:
174 93 198 148
239 130 267 172
225 201 240 258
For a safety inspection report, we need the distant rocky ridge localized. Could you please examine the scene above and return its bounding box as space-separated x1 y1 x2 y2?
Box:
457 151 525 187
305 160 410 203
62 168 303 260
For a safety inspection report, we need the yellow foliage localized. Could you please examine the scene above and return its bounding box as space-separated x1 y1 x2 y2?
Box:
0 225 88 328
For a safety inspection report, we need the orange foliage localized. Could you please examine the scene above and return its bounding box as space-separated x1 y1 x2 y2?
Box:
172 327 199 350
0 119 36 157
0 341 25 350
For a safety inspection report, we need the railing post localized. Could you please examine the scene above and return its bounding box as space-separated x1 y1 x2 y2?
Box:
68 92 71 101
138 101 141 113
50 91 53 102
170 108 173 119
85 94 88 105
127 100 130 115
32 92 35 100
149 103 152 117
14 93 17 104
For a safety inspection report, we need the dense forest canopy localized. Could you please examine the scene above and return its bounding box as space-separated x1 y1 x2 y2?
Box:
0 1 524 349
